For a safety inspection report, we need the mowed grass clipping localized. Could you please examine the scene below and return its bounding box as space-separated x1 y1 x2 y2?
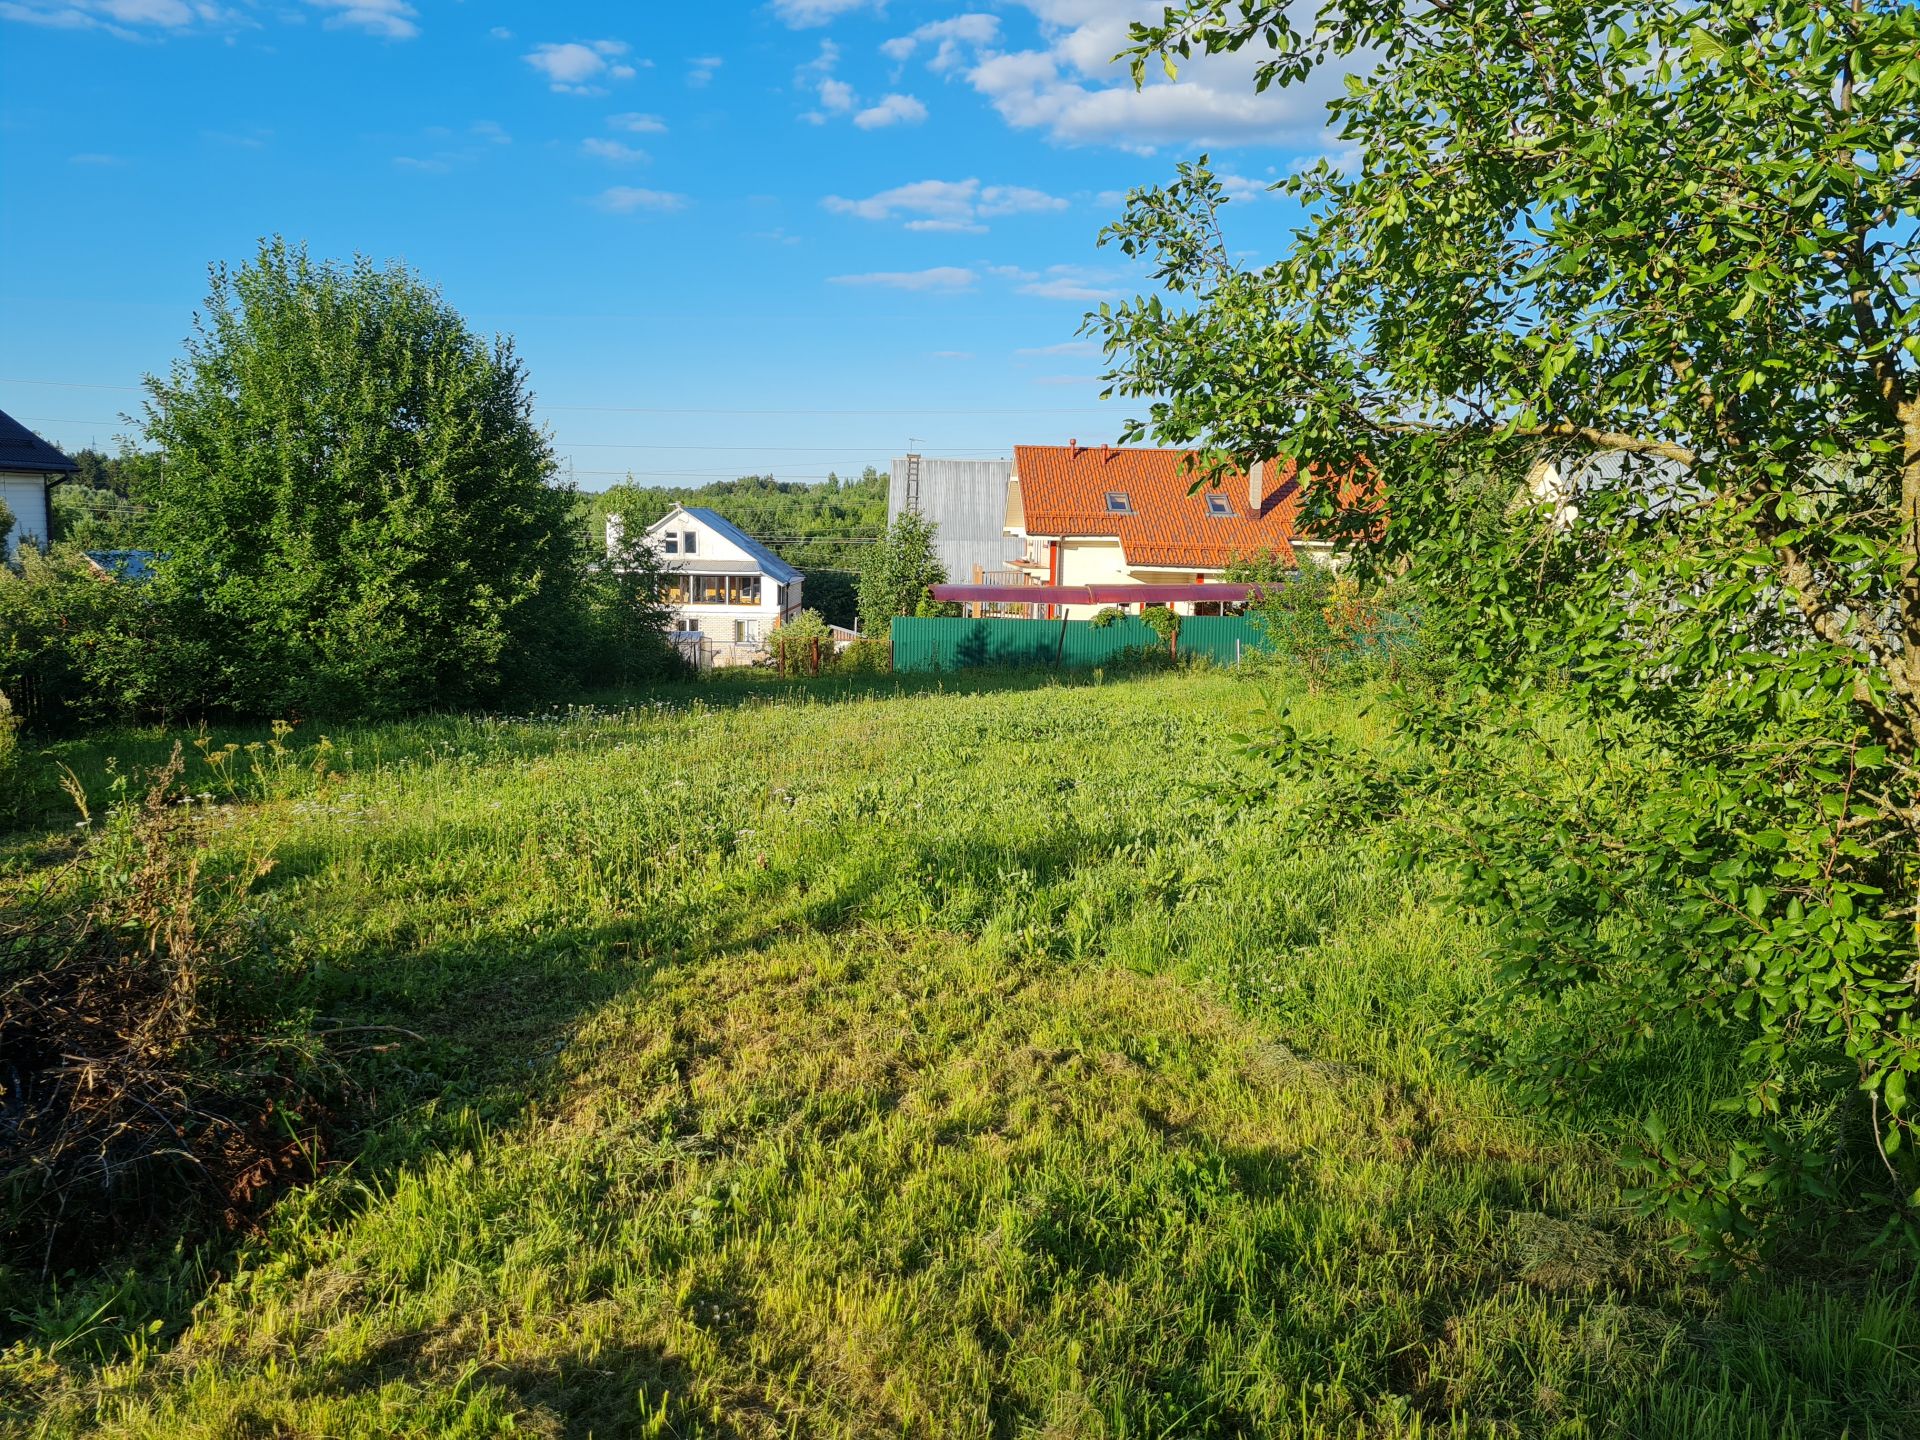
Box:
5 671 1917 1438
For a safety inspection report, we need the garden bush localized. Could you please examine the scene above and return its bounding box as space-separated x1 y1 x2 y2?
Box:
772 609 834 675
833 636 891 676
0 548 172 732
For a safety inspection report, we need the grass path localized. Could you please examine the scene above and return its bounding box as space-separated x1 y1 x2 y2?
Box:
5 673 1917 1437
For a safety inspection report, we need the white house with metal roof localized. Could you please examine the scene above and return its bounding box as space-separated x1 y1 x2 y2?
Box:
607 504 804 669
0 408 79 561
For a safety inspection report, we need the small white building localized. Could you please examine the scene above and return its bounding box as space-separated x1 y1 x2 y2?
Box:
608 504 805 668
0 408 79 561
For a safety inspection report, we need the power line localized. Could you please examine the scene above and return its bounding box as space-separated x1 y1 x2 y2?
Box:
7 419 1012 456
0 376 1121 416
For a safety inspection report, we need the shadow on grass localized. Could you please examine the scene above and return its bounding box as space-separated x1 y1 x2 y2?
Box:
293 1335 737 1440
0 912 682 1370
0 664 1161 847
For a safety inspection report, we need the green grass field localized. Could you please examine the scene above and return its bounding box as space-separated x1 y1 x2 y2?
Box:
3 670 1917 1438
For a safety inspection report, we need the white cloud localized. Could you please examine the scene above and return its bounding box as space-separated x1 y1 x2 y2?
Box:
608 112 667 134
390 121 512 174
1216 171 1276 201
829 267 978 291
525 39 637 94
595 186 688 214
853 93 927 129
0 0 251 37
818 77 856 113
582 138 647 164
985 262 1126 301
1016 339 1100 357
307 0 415 38
823 177 1066 233
772 0 876 26
881 13 998 71
488 25 511 40
875 1 1355 154
688 54 722 87
1016 264 1124 301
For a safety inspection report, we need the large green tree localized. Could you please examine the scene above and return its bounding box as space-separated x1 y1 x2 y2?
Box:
144 240 584 715
856 511 951 636
1101 2 1920 1252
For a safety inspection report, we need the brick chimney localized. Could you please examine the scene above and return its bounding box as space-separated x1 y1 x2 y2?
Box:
1068 437 1079 457
1247 459 1265 514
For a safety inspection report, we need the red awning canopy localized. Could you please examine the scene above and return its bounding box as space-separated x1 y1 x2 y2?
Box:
928 583 1271 605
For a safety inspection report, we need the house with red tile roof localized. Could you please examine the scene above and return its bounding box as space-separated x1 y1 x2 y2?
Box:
1004 443 1336 617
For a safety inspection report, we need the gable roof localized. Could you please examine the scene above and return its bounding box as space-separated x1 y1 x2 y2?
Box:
674 506 802 584
0 409 79 476
1013 444 1315 569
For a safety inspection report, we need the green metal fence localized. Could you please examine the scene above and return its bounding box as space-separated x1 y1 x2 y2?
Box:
889 615 1271 673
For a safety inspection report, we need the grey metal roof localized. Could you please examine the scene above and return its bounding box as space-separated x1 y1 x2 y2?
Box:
889 457 1016 584
84 550 161 584
0 409 79 475
679 506 802 584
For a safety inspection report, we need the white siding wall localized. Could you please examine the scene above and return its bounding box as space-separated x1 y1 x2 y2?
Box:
631 508 805 668
0 474 51 560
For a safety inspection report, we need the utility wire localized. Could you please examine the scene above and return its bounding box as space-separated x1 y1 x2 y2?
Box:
0 376 1119 416
10 419 1013 456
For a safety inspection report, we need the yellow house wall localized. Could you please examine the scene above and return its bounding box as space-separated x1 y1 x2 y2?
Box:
1053 540 1131 618
1053 540 1233 617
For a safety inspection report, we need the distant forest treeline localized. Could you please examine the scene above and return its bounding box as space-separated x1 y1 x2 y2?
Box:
54 455 890 558
582 468 891 627
580 469 889 571
46 454 891 629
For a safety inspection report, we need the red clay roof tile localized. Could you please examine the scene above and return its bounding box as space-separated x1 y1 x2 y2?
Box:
1013 444 1314 569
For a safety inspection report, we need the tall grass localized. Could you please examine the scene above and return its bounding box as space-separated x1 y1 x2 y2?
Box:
2 671 1914 1437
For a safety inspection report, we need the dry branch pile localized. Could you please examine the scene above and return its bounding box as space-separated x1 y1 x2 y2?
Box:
0 750 330 1270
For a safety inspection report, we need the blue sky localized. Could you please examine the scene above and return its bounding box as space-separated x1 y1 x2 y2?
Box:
0 1 1343 492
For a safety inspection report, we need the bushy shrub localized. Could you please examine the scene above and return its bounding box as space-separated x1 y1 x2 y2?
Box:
574 530 687 689
1240 566 1384 691
772 609 834 675
0 547 171 732
0 689 16 790
1088 606 1126 629
1140 605 1181 651
834 636 891 676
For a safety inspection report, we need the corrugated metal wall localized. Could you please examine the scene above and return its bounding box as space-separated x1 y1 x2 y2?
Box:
888 457 1016 585
890 616 1270 672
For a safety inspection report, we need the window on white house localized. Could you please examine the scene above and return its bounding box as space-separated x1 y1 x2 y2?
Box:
682 531 697 554
662 532 679 554
1105 492 1133 514
1205 493 1234 516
